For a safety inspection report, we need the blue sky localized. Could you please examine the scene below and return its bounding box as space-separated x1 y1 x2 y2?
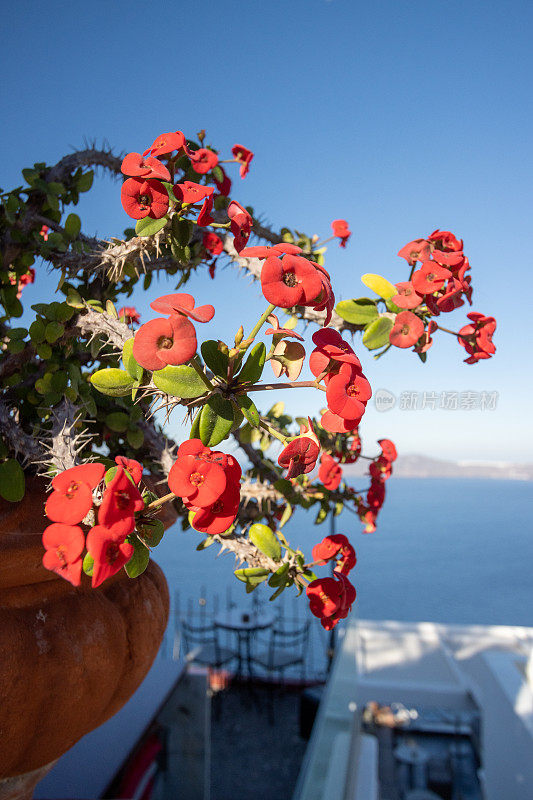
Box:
2 0 531 461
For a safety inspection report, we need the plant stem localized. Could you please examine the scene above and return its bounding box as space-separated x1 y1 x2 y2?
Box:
259 419 289 445
241 304 276 351
190 356 217 391
237 380 326 393
145 491 177 512
435 323 461 337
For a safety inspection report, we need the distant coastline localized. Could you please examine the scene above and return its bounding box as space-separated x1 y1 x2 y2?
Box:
344 454 533 481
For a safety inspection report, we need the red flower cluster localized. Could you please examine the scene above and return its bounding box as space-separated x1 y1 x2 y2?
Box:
357 439 397 533
306 572 356 630
318 453 343 491
168 439 241 534
10 268 35 299
458 312 497 364
278 418 320 479
312 533 356 576
232 144 254 178
190 148 219 175
133 292 214 372
203 232 224 256
118 306 141 325
331 219 351 248
390 230 496 360
121 178 169 220
309 329 371 433
42 458 146 587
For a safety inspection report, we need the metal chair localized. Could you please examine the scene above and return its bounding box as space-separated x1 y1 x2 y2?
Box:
251 620 311 681
180 619 236 669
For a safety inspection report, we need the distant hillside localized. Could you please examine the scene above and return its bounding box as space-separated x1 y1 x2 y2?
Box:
343 454 533 481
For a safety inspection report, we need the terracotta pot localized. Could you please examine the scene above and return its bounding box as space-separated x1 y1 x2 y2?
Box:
0 478 170 783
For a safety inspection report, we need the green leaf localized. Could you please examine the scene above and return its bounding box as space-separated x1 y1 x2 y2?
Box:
64 213 81 240
315 504 329 524
234 567 270 586
135 217 167 237
336 298 379 325
77 170 94 192
45 321 64 344
152 364 207 398
235 394 260 427
279 503 292 528
125 536 150 578
127 427 144 449
0 459 25 502
249 523 281 560
268 562 291 588
91 368 135 397
201 340 229 378
199 395 235 446
269 584 287 601
362 316 394 351
196 536 215 551
361 273 397 300
65 287 84 308
171 217 193 246
237 342 266 384
82 553 94 576
190 410 201 439
122 338 144 382
137 518 165 548
105 411 130 432
268 401 285 418
211 165 224 183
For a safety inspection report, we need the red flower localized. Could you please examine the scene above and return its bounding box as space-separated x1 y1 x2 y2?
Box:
132 315 197 371
359 506 377 534
232 144 254 178
312 533 356 576
86 525 134 588
227 201 253 253
278 418 320 479
143 131 186 158
321 574 356 630
240 243 303 259
40 224 49 241
320 410 360 434
174 182 214 205
150 293 215 323
168 455 227 508
397 239 431 266
264 314 304 341
42 523 85 586
190 148 219 174
458 312 496 363
190 483 240 534
331 219 351 248
326 363 372 421
318 453 343 491
260 254 323 308
197 194 214 226
14 269 35 299
428 229 463 252
45 463 105 524
203 232 224 256
389 311 425 349
392 281 423 310
309 328 361 378
306 572 356 629
98 466 144 537
367 480 386 509
378 439 397 462
214 166 232 196
412 261 452 295
118 306 141 324
369 456 393 481
121 152 171 182
121 178 169 220
115 456 143 484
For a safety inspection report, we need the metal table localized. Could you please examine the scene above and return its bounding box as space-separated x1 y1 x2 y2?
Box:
214 609 275 678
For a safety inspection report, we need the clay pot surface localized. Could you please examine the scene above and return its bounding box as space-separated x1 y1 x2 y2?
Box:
0 478 170 780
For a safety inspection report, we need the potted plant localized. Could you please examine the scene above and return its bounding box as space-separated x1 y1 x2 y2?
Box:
0 128 495 796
